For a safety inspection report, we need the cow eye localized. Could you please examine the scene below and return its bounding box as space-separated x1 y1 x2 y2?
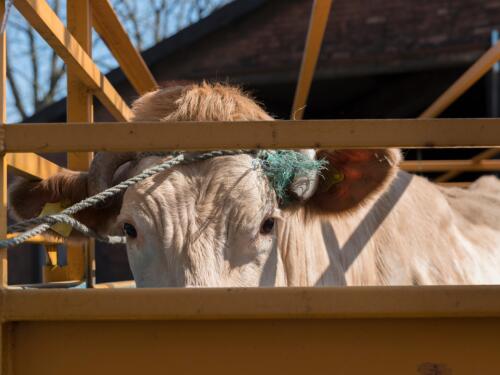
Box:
123 223 137 238
260 218 275 235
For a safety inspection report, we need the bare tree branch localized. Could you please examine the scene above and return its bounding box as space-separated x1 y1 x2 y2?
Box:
6 0 231 121
6 47 27 119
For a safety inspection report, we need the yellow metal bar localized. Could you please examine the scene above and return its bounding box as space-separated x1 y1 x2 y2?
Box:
6 153 63 180
2 119 500 152
63 0 93 287
3 286 500 321
419 42 500 181
6 234 64 245
291 0 333 120
401 159 500 172
93 280 136 289
91 0 157 95
436 148 500 182
420 42 500 119
0 0 7 288
14 0 133 121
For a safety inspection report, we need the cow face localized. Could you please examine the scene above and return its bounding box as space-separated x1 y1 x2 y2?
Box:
116 154 284 287
8 83 401 287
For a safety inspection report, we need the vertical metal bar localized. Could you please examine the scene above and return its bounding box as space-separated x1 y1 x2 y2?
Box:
0 0 7 289
0 2 8 370
55 0 94 287
291 0 333 120
489 29 499 118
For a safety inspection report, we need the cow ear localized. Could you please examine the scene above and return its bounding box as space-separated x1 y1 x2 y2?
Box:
9 170 122 238
307 149 401 213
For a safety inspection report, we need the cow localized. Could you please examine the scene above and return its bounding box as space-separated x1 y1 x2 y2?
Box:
9 82 500 287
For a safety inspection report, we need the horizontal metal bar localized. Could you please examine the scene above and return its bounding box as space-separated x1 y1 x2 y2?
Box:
93 280 136 289
8 280 81 289
3 119 500 153
2 286 500 321
6 153 64 180
436 148 500 182
437 182 471 188
6 233 64 246
14 0 133 121
401 159 500 172
421 41 500 118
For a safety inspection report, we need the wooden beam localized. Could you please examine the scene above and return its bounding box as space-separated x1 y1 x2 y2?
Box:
6 153 63 180
91 0 157 96
65 0 93 287
291 0 333 119
14 0 133 121
401 159 500 172
0 1 7 285
3 119 500 153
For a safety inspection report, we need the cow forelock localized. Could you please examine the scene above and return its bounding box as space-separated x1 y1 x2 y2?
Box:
117 154 285 287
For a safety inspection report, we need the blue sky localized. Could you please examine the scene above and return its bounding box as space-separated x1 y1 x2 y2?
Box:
5 0 230 122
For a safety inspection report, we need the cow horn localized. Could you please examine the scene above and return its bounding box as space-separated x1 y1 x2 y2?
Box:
288 149 320 201
87 152 138 196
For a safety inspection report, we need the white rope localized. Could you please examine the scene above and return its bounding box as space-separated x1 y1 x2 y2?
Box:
1 150 249 248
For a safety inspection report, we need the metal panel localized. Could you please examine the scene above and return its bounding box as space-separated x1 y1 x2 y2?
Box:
3 119 500 152
1 287 500 374
8 318 500 375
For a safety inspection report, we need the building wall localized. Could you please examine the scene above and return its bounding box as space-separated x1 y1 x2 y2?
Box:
146 0 500 84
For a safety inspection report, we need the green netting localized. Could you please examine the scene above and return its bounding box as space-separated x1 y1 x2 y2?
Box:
259 150 326 204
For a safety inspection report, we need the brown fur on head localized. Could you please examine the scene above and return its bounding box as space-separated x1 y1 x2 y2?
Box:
132 82 274 122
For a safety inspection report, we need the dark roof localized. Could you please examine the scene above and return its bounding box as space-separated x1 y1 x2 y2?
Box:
26 0 269 123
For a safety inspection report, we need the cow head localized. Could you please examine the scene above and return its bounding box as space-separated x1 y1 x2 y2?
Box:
9 83 401 287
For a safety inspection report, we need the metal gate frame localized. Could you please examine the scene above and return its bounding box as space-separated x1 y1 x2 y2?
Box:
1 1 500 374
